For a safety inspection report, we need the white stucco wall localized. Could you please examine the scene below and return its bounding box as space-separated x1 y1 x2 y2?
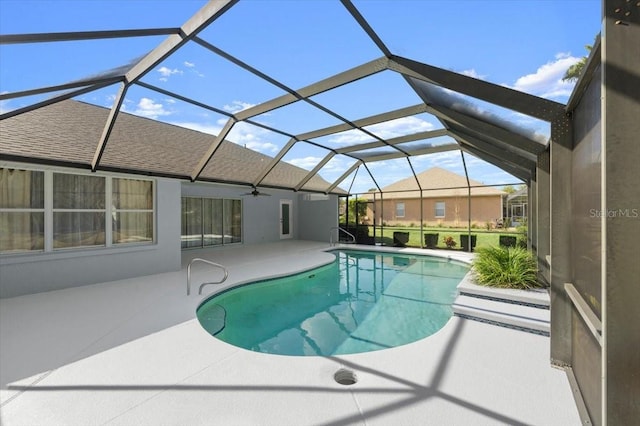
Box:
0 176 339 298
181 182 300 244
0 178 182 298
298 194 339 242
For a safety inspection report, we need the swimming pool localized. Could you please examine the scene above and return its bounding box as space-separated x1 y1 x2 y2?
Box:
196 249 469 356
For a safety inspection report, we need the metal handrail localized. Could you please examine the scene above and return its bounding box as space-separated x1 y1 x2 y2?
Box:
565 283 602 346
187 258 229 295
329 226 356 246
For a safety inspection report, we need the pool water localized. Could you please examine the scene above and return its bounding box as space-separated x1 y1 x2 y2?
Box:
196 250 469 356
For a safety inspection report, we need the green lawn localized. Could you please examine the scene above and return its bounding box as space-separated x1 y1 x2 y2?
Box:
358 226 524 250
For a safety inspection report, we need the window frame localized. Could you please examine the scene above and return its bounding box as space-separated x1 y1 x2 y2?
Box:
111 177 155 245
395 202 405 218
435 201 445 218
52 172 107 250
181 196 243 249
1 164 156 255
0 168 46 253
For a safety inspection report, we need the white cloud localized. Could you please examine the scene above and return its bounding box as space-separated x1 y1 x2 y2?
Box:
461 69 486 79
510 52 579 99
167 117 279 154
157 66 183 82
228 122 279 153
287 156 323 170
182 61 204 76
223 100 255 113
133 98 172 119
327 116 434 145
169 121 223 135
327 129 373 145
366 116 434 139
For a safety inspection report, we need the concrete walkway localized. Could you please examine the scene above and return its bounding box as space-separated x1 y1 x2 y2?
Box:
0 241 581 425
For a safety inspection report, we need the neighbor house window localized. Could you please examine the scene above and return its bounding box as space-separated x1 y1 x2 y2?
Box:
0 168 45 253
181 197 242 249
395 202 405 218
435 201 445 218
1 166 155 254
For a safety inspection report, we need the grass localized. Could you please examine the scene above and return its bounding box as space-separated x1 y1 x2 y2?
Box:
357 225 523 250
472 245 541 289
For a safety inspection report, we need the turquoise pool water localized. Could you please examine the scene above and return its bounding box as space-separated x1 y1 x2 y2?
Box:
196 250 469 356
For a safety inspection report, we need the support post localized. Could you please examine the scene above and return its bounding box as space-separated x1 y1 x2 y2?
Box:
602 1 640 423
536 150 550 285
549 114 573 367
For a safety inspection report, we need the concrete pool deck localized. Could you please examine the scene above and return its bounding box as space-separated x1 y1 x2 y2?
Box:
0 240 581 425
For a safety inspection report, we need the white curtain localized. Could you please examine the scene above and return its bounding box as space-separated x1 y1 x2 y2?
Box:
52 173 105 248
112 178 153 244
0 168 44 252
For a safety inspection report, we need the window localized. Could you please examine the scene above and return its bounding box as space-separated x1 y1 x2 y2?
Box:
511 203 527 218
112 178 154 244
181 197 242 249
223 199 242 244
203 198 223 246
395 202 405 218
0 168 45 252
1 166 155 254
53 173 106 249
435 201 445 218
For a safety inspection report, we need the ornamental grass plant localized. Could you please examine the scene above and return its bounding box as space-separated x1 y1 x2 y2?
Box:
472 245 541 289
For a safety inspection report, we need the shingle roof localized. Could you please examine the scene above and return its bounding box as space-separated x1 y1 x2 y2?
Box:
364 167 505 199
0 100 341 193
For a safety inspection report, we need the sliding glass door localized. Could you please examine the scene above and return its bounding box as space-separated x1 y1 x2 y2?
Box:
181 197 242 249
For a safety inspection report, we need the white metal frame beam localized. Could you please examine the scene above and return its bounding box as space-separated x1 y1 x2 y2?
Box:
93 0 238 172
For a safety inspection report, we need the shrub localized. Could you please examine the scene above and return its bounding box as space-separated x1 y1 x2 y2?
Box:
443 236 457 249
516 223 528 248
472 246 541 289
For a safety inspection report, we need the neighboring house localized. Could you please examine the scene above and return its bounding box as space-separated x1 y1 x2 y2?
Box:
504 186 528 226
363 167 505 227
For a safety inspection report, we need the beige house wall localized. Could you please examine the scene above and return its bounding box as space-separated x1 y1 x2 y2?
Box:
365 195 503 227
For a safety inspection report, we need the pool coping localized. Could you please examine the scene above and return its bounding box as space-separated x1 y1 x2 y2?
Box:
0 240 580 426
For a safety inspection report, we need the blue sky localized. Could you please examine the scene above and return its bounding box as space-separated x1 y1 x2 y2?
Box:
0 0 601 193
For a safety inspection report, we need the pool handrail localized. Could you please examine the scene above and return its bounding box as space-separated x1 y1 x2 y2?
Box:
187 258 229 295
329 227 356 246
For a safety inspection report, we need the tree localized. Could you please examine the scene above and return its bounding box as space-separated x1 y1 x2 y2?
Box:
339 197 369 225
502 185 517 194
562 42 594 82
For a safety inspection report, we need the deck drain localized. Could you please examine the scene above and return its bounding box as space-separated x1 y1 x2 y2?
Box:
334 368 357 386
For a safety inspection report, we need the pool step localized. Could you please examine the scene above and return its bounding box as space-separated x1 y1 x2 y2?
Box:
453 294 550 336
457 280 550 308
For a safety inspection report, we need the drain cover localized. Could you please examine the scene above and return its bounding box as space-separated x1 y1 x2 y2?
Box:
334 368 357 386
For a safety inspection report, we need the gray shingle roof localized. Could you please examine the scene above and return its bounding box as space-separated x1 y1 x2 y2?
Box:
0 100 341 193
364 167 505 199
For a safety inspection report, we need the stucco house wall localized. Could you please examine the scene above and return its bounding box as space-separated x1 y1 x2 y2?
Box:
367 195 503 227
0 172 182 298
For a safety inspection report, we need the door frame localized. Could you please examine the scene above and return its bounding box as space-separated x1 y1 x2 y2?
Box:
279 199 293 239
